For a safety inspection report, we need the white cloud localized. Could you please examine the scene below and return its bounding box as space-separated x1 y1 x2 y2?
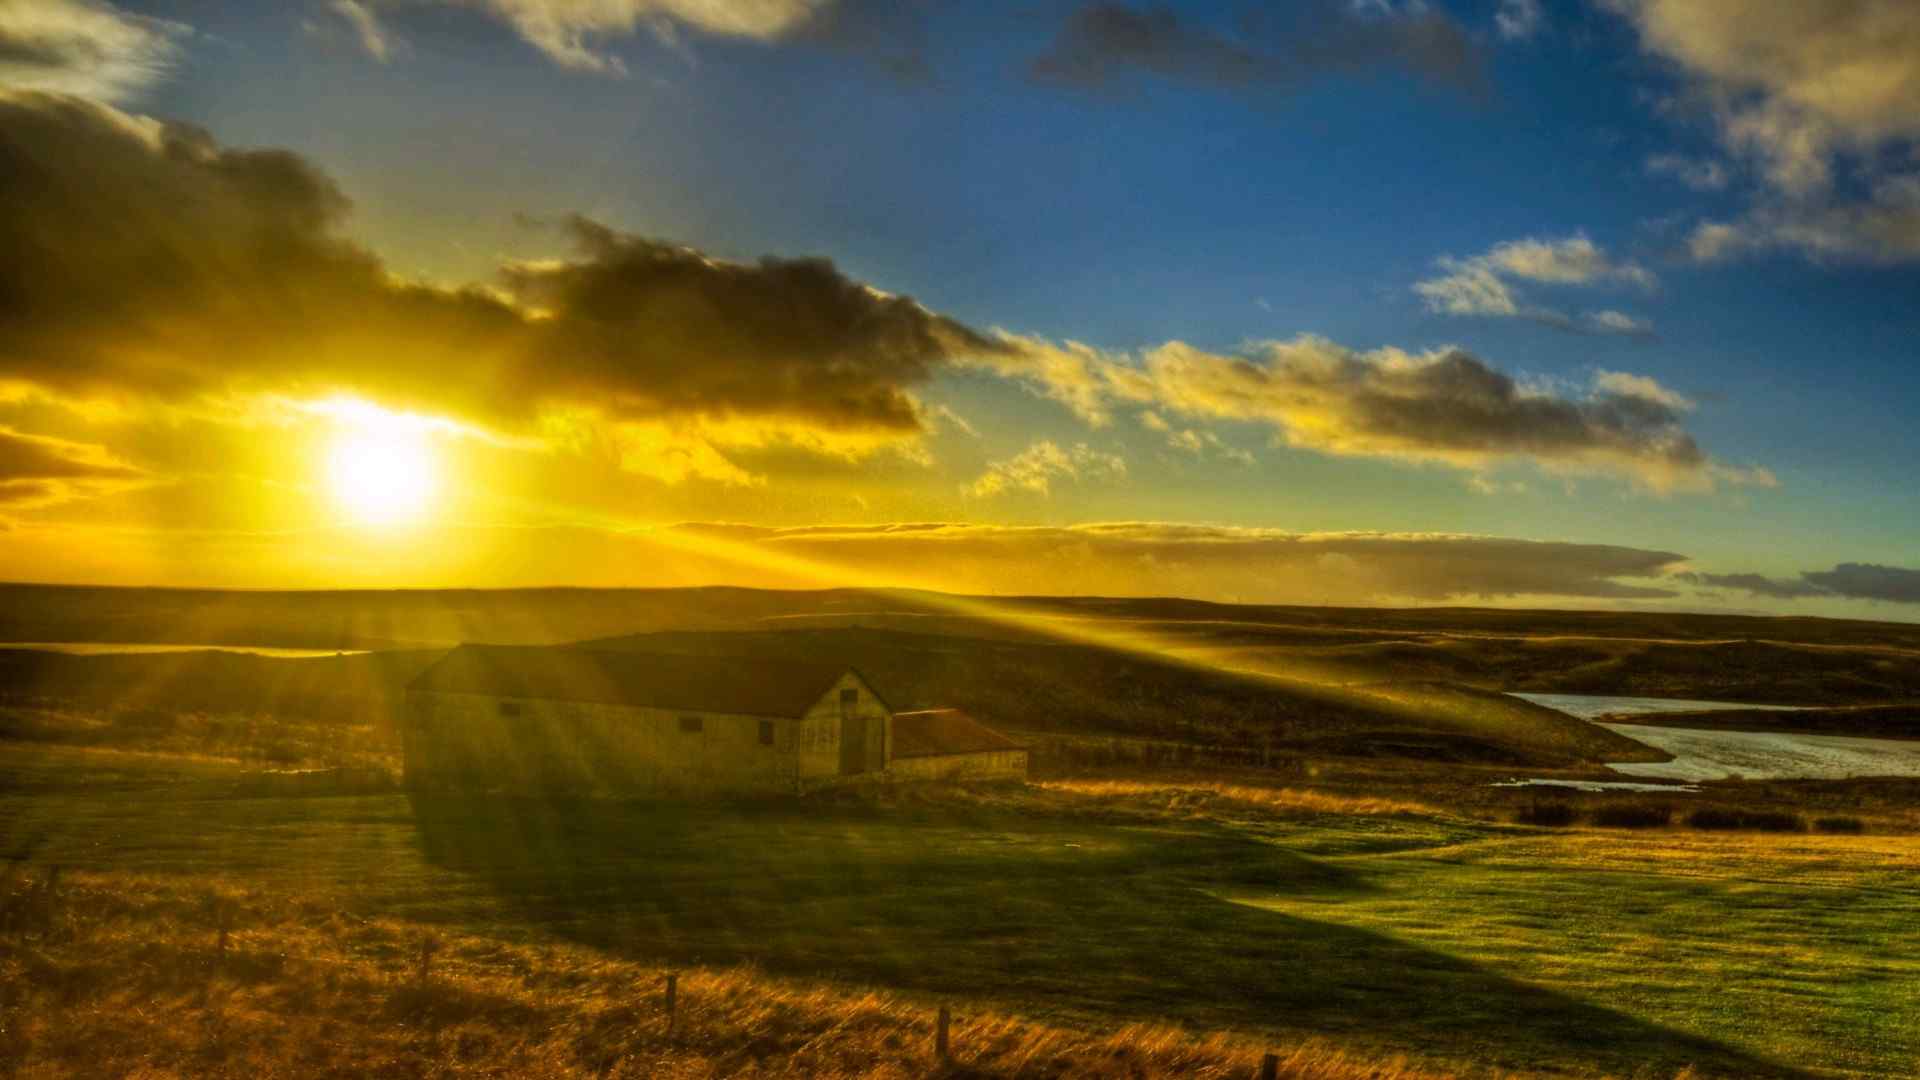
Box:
0 0 185 102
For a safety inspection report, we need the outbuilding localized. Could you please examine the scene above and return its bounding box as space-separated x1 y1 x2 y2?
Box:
402 645 892 795
888 708 1028 782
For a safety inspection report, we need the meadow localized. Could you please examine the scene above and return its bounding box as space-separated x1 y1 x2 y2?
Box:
3 745 1916 1077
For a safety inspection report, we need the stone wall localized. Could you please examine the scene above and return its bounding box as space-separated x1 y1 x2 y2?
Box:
887 750 1029 783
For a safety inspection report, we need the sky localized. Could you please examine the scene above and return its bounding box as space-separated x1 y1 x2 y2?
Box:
0 0 1917 617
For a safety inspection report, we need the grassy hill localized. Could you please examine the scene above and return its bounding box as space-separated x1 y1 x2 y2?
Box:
582 627 1656 766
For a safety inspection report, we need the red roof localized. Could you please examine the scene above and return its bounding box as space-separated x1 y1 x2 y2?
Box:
891 709 1023 759
410 645 862 718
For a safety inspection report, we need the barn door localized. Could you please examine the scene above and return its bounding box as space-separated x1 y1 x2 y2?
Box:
840 713 867 775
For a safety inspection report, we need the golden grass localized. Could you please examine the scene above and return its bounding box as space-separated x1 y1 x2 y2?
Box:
1041 779 1439 819
0 869 1640 1079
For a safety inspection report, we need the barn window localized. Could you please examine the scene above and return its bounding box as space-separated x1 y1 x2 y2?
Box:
498 701 523 718
679 715 703 733
840 688 857 708
758 720 774 746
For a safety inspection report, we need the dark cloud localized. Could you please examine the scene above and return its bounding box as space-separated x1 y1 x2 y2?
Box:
1802 563 1920 605
0 425 143 507
499 215 999 433
669 521 1687 602
1029 1 1485 98
0 91 1007 441
1674 570 1827 600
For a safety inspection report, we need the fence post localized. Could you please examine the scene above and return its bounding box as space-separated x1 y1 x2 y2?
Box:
664 972 678 1036
215 901 231 964
416 934 438 985
935 1004 950 1061
1259 1052 1279 1080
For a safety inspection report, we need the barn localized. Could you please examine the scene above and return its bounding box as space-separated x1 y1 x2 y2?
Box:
888 708 1028 782
401 645 893 795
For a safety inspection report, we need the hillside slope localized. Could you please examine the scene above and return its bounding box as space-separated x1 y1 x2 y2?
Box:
583 627 1656 766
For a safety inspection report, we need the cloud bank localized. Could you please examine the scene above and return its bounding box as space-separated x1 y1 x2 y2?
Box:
1678 563 1920 605
665 521 1690 603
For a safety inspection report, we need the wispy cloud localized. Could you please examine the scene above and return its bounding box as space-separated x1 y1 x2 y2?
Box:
1415 233 1657 336
352 1 927 79
0 425 146 509
1029 1 1484 99
327 0 400 64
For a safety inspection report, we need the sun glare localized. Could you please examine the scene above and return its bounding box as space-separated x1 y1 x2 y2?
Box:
325 409 438 527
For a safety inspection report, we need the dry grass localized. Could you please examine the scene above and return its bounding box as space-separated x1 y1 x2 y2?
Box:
1041 779 1438 819
0 870 1512 1080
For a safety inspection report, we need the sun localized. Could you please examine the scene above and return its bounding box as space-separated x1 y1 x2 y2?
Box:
325 416 437 527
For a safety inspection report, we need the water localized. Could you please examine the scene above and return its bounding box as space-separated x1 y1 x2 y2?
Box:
0 642 366 658
1509 692 1802 721
1602 723 1920 782
1507 692 1920 783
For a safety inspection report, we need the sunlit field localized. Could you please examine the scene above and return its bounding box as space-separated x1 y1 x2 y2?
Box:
4 739 1916 1078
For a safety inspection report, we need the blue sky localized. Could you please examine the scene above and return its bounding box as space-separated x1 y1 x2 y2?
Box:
1 0 1917 614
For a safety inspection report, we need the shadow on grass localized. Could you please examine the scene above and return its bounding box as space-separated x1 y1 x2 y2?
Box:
409 793 1808 1079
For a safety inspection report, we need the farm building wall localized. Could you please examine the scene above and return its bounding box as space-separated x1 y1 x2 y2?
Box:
888 749 1028 783
401 691 799 796
794 672 891 781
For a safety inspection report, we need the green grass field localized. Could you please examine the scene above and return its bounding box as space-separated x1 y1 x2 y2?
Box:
4 746 1914 1077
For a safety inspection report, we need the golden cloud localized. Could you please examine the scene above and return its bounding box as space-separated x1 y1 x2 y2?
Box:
985 333 1767 493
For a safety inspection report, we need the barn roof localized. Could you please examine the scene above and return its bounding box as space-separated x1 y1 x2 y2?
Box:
409 644 866 718
891 709 1024 758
